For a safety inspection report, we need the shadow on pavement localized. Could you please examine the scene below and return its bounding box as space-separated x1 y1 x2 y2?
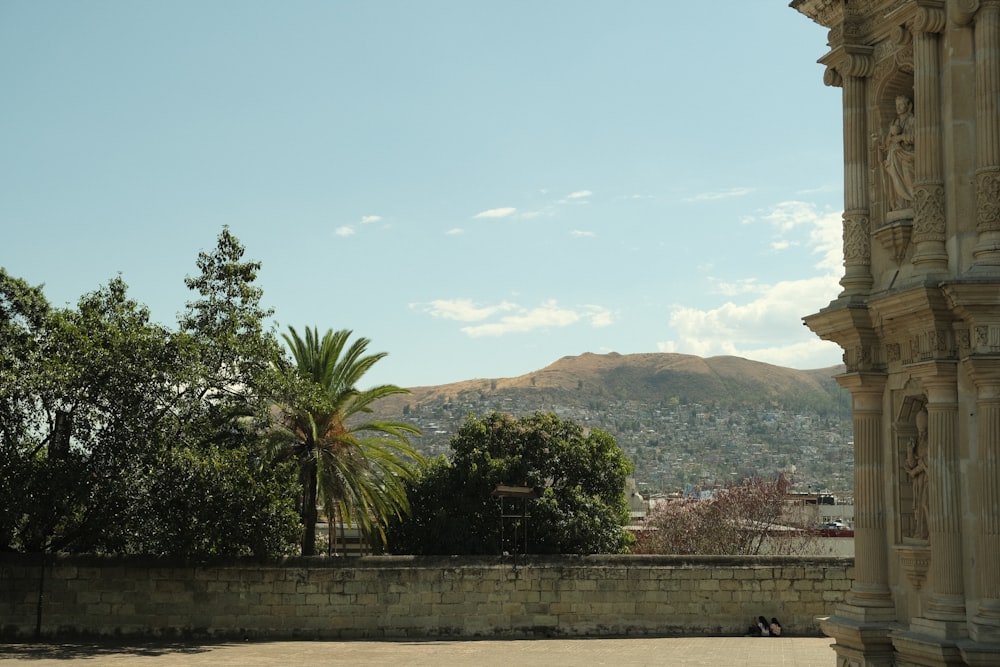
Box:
0 641 222 660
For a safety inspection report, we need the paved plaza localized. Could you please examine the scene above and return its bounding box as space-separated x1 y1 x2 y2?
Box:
0 636 836 666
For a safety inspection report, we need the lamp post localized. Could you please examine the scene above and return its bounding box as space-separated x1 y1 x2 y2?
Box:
492 485 538 571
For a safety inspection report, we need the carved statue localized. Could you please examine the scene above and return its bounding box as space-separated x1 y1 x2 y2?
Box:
881 95 916 211
905 408 929 540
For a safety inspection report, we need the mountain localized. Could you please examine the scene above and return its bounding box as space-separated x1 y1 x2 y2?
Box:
370 352 853 495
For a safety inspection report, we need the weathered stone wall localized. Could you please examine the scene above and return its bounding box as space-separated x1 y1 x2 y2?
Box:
1 554 852 640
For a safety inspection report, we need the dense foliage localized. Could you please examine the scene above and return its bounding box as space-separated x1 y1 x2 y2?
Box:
386 411 633 555
0 230 303 558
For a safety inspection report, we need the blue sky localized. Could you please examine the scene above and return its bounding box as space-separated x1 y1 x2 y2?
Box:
1 1 845 388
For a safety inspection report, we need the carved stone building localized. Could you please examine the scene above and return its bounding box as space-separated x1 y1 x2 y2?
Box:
792 1 1000 665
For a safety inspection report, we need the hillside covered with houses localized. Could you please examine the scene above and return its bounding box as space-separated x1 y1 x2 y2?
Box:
368 352 854 498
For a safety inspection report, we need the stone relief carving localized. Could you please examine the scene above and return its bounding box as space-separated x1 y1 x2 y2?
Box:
914 184 947 239
880 95 916 211
843 212 872 263
956 329 971 354
976 168 1000 233
905 408 929 540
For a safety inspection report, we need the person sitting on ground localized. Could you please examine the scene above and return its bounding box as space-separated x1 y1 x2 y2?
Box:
757 616 770 636
769 617 782 636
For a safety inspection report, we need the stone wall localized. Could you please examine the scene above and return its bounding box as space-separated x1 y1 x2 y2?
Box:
0 554 852 640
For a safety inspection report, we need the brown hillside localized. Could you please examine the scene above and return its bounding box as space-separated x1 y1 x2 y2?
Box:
374 352 845 416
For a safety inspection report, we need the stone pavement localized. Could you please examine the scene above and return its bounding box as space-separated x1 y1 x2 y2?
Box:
0 636 836 666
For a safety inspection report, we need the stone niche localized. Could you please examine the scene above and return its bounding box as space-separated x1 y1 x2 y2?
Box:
793 0 1000 666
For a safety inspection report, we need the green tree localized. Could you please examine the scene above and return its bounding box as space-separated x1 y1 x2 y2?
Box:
273 326 422 556
387 411 634 555
0 229 301 559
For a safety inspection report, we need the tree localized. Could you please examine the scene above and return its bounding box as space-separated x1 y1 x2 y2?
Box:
635 475 814 555
387 411 634 555
0 229 301 559
272 326 422 556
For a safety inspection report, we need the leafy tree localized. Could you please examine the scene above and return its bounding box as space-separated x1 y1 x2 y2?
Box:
272 326 422 556
635 475 815 555
0 229 301 559
387 411 634 555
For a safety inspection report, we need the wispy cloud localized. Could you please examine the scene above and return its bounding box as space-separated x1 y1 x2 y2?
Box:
571 230 596 238
417 299 518 322
361 215 382 224
418 299 614 337
474 207 517 219
334 226 355 237
446 228 464 235
656 201 843 370
684 186 755 202
567 190 592 200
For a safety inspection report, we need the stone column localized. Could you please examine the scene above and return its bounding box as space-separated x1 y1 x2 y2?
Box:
828 50 875 298
838 372 895 617
973 1 1000 270
911 6 949 272
965 358 1000 643
910 362 967 636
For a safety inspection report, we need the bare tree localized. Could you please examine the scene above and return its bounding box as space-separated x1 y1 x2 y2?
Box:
635 476 819 555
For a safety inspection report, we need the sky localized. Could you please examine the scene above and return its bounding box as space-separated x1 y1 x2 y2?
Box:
1 1 847 389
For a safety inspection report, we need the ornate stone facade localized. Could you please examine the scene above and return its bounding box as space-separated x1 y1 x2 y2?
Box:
793 0 1000 665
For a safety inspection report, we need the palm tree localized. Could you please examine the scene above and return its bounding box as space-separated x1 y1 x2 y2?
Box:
274 326 421 556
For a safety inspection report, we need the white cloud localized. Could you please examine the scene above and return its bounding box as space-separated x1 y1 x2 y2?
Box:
446 228 464 235
684 186 755 202
335 226 355 237
712 277 760 297
571 229 596 238
586 305 614 328
361 215 382 224
656 201 843 370
417 299 517 322
567 190 592 199
474 207 517 219
418 299 614 337
462 300 581 337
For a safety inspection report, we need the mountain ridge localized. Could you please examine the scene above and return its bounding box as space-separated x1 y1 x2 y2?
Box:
376 351 846 415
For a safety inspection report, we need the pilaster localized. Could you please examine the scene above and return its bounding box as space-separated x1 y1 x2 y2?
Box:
911 5 949 273
963 358 1000 644
973 1 1000 271
823 371 896 666
907 361 967 640
823 46 876 298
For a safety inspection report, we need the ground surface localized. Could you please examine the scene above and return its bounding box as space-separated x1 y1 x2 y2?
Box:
0 636 836 666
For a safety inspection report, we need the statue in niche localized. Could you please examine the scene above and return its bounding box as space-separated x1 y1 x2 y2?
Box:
881 95 916 212
905 408 929 540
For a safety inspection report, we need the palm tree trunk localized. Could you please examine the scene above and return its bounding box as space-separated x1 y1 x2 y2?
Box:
300 456 318 556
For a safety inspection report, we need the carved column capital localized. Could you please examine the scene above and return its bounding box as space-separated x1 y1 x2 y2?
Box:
821 45 874 85
950 0 981 26
912 4 948 34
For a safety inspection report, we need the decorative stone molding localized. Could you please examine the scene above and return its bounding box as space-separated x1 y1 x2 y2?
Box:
956 329 972 355
896 543 931 589
844 211 872 264
875 218 913 264
973 325 1000 354
913 184 947 240
907 328 956 363
976 168 1000 232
